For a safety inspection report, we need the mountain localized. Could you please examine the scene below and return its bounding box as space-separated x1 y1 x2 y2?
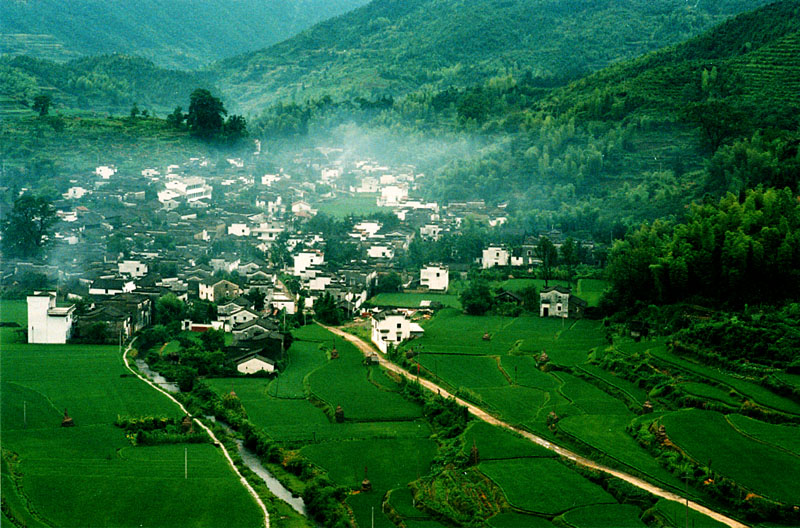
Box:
0 0 369 70
414 0 800 232
0 54 215 116
215 0 772 113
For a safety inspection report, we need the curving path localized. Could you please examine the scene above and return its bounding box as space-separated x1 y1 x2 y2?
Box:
323 324 750 528
122 341 270 528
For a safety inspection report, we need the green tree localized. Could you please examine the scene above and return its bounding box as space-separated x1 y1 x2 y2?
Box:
224 114 248 140
246 289 266 311
1 195 58 259
155 294 185 326
199 328 226 352
187 88 227 138
460 278 493 315
559 237 578 282
314 293 341 325
129 102 140 119
536 236 558 287
375 272 402 294
166 106 186 128
32 94 52 116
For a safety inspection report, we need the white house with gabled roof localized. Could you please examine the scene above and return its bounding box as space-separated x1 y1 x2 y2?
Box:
27 292 75 344
370 310 424 353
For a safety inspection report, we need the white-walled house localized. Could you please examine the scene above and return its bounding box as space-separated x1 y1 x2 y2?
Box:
420 265 449 291
118 260 148 278
367 245 394 260
293 250 324 277
27 292 75 344
481 246 510 268
271 290 296 314
420 224 442 241
378 185 408 206
164 176 212 203
228 223 251 237
89 278 136 296
370 310 424 353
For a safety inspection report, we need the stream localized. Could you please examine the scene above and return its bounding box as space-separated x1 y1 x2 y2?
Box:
135 359 180 393
208 417 308 517
135 359 308 518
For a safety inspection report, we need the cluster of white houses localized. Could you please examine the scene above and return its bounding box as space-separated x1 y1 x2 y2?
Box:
19 150 596 375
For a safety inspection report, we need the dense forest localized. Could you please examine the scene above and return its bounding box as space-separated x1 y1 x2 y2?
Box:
214 0 771 111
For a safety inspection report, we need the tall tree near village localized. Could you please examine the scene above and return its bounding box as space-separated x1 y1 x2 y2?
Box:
536 236 558 287
1 195 58 259
187 88 227 138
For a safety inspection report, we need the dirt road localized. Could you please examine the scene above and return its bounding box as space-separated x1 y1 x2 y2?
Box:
324 325 750 528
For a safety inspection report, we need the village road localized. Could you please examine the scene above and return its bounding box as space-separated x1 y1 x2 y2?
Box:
323 324 750 528
122 341 270 528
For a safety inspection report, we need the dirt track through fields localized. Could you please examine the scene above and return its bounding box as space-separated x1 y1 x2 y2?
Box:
323 324 750 528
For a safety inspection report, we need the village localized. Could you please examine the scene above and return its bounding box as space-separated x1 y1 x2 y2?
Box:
12 141 600 374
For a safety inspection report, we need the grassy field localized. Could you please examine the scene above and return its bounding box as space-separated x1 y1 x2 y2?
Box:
560 503 646 527
661 409 800 504
0 303 264 528
480 458 616 514
407 309 605 364
462 422 555 460
315 193 384 218
307 337 422 421
368 292 462 309
653 499 727 528
726 414 800 457
208 324 436 528
488 512 555 527
679 382 740 407
557 415 690 492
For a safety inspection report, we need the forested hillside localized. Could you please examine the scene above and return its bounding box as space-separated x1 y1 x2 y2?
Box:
0 55 215 116
247 1 800 242
216 0 771 112
1 0 368 70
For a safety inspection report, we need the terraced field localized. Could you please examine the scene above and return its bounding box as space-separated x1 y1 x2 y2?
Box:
479 458 616 514
661 409 800 504
207 324 436 528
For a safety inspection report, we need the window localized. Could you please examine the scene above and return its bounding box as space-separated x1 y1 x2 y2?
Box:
397 323 402 329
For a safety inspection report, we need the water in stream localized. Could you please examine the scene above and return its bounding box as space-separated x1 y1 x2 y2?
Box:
209 417 308 517
135 359 180 393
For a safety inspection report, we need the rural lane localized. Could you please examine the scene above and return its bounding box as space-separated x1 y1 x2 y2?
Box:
323 325 750 528
122 341 270 528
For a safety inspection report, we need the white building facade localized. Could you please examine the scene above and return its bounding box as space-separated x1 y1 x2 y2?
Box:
420 265 449 291
481 246 510 268
370 310 424 353
27 293 75 344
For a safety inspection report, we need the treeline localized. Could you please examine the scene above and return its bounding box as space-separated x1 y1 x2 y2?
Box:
605 187 800 309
